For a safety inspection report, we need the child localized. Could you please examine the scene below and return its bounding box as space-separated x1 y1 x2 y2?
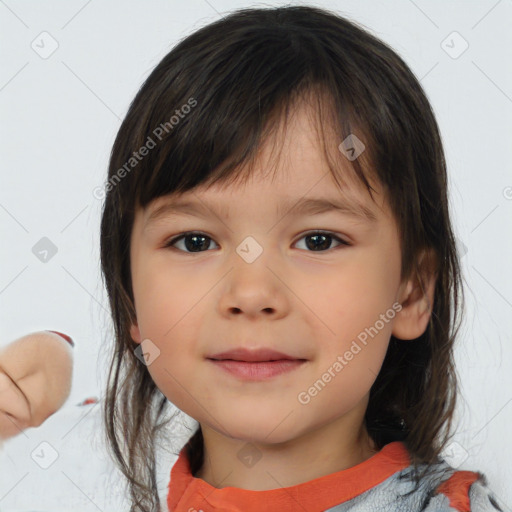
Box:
0 330 73 442
98 5 504 512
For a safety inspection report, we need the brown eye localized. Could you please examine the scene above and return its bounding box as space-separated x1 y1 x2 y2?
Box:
163 230 349 254
164 232 219 253
294 231 350 252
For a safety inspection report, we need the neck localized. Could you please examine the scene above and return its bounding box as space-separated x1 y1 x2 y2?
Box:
194 410 377 491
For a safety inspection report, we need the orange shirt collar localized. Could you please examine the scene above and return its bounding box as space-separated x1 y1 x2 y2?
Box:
167 441 410 512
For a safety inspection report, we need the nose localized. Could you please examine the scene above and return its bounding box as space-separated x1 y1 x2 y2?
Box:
217 251 290 320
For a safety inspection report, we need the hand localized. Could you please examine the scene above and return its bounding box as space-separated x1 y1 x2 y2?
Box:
0 331 74 440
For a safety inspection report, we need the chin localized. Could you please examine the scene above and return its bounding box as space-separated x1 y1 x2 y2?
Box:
212 413 305 446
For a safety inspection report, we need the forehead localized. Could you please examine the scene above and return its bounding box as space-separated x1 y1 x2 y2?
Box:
142 98 390 226
143 165 388 235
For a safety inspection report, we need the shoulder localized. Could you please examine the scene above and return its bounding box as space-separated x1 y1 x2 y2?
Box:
434 470 504 512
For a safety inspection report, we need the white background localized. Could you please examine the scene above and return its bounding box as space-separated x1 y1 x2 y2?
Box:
0 0 511 510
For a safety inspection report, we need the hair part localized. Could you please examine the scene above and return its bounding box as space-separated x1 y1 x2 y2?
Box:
100 5 463 510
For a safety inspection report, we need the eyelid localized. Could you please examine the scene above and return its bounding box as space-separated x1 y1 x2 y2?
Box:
164 231 220 251
163 230 351 252
294 230 351 247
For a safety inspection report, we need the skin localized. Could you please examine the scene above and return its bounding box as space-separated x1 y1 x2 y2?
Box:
129 101 436 491
0 331 73 440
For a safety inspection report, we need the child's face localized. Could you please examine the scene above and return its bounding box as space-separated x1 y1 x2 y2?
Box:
129 104 407 445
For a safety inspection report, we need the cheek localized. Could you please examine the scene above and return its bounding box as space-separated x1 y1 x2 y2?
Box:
133 273 205 388
134 260 204 340
298 249 400 383
304 255 399 335
144 338 207 419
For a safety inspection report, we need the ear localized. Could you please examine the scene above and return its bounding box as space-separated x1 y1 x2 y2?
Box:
130 322 142 344
392 248 438 341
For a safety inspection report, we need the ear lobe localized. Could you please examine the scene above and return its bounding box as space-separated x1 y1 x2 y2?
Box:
392 248 438 341
130 323 142 344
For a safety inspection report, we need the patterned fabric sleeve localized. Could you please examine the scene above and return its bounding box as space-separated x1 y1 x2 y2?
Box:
434 471 508 512
467 477 509 512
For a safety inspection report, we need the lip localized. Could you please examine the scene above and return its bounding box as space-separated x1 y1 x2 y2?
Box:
207 347 301 362
207 347 307 381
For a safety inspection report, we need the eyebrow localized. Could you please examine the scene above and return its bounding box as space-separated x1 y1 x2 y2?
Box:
145 195 377 228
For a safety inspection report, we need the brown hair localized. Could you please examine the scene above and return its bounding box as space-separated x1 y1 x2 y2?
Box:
100 5 463 510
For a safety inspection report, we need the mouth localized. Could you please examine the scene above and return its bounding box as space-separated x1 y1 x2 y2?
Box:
207 347 304 362
207 348 307 380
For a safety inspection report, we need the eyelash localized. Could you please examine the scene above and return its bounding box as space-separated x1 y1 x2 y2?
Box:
163 230 351 253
